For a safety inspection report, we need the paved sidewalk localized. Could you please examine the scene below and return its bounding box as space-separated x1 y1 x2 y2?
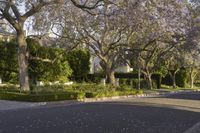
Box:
119 97 200 112
0 100 45 111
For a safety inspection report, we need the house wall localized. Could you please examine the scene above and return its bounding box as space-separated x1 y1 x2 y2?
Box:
89 56 133 74
115 64 133 73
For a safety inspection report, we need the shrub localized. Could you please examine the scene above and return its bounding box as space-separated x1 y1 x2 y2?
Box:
119 78 127 85
85 90 142 98
0 39 73 84
0 41 18 84
176 68 188 87
132 79 157 89
66 49 90 80
0 92 85 102
87 73 105 83
151 74 162 89
162 68 189 88
0 85 20 93
30 85 67 94
161 74 173 86
27 38 72 83
0 84 144 101
116 85 132 91
115 73 141 79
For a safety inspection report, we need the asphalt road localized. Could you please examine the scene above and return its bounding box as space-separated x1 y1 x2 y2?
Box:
0 91 199 133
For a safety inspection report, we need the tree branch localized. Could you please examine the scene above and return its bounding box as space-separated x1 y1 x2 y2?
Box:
10 0 21 20
71 0 103 10
22 0 58 19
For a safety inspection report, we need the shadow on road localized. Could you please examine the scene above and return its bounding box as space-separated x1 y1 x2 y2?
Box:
160 91 200 100
0 102 200 133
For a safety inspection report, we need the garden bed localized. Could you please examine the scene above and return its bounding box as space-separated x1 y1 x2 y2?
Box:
0 84 143 102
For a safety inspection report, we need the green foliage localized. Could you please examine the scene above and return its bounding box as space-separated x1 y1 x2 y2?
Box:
176 68 189 87
0 41 18 83
116 85 132 91
162 68 189 88
151 74 162 89
119 77 159 89
119 78 127 85
0 39 73 84
119 78 157 89
0 85 20 93
87 73 161 89
132 79 157 89
0 92 85 102
161 74 172 86
27 38 72 83
0 84 143 101
115 73 142 79
87 73 105 83
66 49 90 80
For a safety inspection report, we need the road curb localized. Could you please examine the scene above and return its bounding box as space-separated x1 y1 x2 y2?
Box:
184 121 200 133
78 90 200 103
78 93 168 103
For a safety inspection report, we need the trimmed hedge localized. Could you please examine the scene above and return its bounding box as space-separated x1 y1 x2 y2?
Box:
162 68 189 88
85 90 142 98
119 78 158 89
87 73 162 89
0 85 20 93
0 92 85 102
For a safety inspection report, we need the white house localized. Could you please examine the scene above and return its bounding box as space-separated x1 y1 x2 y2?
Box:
89 55 133 74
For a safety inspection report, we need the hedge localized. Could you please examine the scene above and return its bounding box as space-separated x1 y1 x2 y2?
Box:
162 68 189 88
87 73 162 89
0 92 85 102
176 68 188 87
85 90 142 98
119 79 157 89
0 84 143 102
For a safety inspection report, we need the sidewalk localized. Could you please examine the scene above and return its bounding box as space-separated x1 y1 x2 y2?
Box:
0 89 199 111
0 100 45 111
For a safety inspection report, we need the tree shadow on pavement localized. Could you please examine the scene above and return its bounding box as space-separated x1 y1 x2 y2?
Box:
160 92 200 100
0 102 200 133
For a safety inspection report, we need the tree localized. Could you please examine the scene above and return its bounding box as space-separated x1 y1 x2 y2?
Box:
184 7 200 88
0 0 102 91
164 46 186 88
127 0 191 89
58 1 135 85
0 0 64 90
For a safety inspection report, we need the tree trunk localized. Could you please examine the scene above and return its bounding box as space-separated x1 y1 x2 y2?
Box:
189 67 194 89
106 65 115 85
172 73 176 89
17 31 30 91
169 69 179 89
190 75 194 89
147 74 153 90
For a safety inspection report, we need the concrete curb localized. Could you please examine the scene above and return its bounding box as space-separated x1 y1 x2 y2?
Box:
78 90 200 103
78 93 166 103
184 121 200 133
